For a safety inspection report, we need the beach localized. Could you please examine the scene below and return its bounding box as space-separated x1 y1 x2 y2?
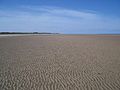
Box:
0 35 120 90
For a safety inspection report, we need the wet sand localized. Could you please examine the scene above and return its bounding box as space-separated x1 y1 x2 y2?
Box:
0 35 120 90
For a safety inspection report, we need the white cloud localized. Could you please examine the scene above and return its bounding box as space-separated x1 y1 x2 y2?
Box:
0 6 120 33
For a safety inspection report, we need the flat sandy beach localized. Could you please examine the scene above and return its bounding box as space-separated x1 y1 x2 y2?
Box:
0 35 120 90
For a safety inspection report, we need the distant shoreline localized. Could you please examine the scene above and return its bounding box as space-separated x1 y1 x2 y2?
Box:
0 32 59 34
0 32 59 37
0 32 120 35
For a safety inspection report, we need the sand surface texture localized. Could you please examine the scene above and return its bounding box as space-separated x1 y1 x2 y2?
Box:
0 35 120 90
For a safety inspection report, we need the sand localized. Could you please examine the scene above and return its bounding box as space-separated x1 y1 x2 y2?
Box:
0 35 120 90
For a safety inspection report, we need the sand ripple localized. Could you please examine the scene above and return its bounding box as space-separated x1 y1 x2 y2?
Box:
0 35 120 90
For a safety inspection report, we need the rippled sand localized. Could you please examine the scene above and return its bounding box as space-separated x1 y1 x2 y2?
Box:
0 35 120 90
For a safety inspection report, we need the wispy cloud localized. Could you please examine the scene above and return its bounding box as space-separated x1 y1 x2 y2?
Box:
0 6 120 33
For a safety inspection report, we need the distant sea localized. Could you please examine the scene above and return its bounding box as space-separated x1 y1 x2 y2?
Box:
0 34 56 37
0 34 38 37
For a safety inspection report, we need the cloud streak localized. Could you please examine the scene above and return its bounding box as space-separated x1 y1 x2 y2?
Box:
0 6 120 34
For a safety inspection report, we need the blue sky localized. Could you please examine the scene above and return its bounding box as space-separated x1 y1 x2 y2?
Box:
0 0 120 34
